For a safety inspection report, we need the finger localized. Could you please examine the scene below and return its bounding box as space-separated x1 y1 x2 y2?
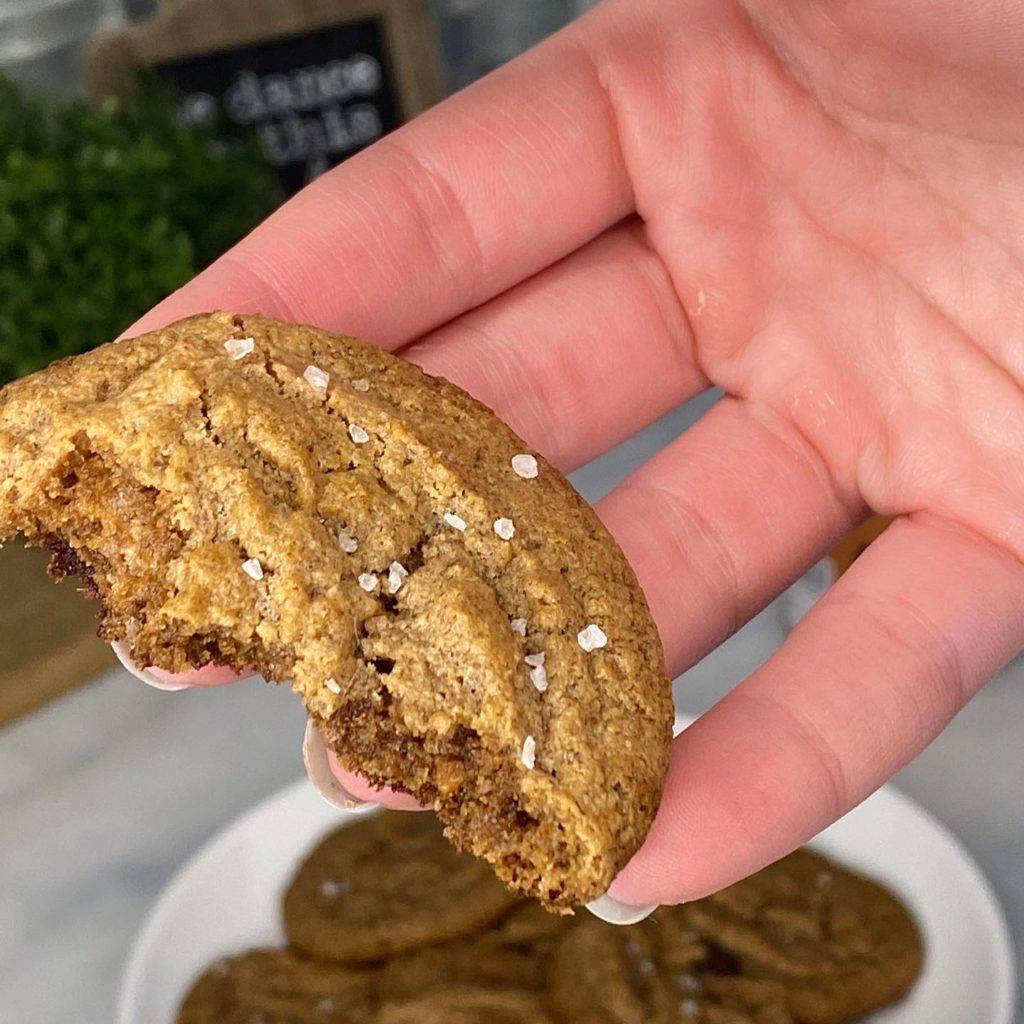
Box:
128 27 632 345
598 396 860 676
146 663 248 687
402 219 706 471
612 513 1024 906
326 751 427 812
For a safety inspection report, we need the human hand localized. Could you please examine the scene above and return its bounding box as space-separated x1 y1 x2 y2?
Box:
121 0 1024 908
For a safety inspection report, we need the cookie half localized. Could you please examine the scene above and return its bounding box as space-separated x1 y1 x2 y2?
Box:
283 813 517 962
0 312 673 908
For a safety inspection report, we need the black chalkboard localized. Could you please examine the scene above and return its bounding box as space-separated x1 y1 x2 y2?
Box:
155 19 403 195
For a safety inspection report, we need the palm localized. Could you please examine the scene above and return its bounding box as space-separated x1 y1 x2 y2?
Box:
135 0 1024 906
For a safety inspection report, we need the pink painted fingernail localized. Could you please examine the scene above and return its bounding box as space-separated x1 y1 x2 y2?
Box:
111 641 191 692
302 720 377 812
586 891 660 926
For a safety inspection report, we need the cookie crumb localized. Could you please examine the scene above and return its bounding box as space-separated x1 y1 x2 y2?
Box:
510 617 527 636
493 517 515 540
303 364 330 394
223 337 254 360
511 453 538 479
524 652 545 667
338 530 358 554
442 512 467 531
358 572 378 592
521 734 536 769
351 378 370 392
241 557 264 581
387 561 408 594
530 664 548 693
577 623 608 651
348 423 370 444
325 677 342 694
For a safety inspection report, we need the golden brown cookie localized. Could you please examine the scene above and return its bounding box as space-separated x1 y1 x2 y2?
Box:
375 988 555 1024
0 311 672 909
176 948 375 1024
283 813 517 962
679 849 924 1024
378 900 572 998
549 907 793 1024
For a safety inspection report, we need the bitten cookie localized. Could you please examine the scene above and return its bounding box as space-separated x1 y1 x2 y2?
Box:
176 948 375 1024
283 813 517 962
678 849 924 1024
0 311 673 909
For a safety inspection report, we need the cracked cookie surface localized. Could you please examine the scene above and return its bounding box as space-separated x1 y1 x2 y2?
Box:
283 812 517 962
0 311 672 909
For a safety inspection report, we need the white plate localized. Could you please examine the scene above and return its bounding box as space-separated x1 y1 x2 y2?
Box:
118 719 1016 1024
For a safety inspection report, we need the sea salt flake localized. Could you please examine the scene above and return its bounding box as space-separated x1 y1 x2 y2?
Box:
224 336 254 360
530 664 548 693
348 423 370 444
493 517 515 540
358 572 378 592
511 453 538 479
338 530 358 554
816 870 833 889
325 677 342 694
521 734 536 770
387 561 408 594
443 512 467 531
320 878 349 898
680 998 700 1018
241 557 264 581
350 378 370 391
315 996 336 1016
577 623 608 652
524 652 545 668
303 364 330 393
510 617 527 636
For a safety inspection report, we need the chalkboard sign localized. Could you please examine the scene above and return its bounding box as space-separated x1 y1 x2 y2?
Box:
87 0 443 195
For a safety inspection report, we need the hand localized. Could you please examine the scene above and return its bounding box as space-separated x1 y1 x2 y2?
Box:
125 0 1024 907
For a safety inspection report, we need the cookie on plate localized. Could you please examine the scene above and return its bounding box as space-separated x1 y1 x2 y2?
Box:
284 813 517 962
375 988 555 1024
549 908 793 1024
0 311 672 909
176 948 375 1024
378 900 572 997
679 849 924 1024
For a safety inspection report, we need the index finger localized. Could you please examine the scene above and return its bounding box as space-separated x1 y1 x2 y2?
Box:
129 23 632 345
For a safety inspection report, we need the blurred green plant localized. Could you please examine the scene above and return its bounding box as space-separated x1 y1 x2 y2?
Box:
0 75 283 383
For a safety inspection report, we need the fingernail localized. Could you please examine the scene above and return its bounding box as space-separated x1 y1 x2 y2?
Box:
302 719 377 812
111 641 191 692
585 892 660 926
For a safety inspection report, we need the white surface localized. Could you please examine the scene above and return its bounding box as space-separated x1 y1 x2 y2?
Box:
117 732 1015 1024
2 398 1022 1023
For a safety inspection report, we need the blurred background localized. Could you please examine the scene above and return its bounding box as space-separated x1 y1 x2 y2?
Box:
0 1 1021 1021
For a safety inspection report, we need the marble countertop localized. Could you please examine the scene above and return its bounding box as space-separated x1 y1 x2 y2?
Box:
2 398 1021 1023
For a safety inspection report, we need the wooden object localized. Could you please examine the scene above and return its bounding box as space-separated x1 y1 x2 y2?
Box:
0 544 114 726
86 0 445 193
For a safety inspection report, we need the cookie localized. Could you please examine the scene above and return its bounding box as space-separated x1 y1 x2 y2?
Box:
549 909 793 1024
679 849 924 1023
176 948 375 1024
284 813 517 962
375 988 555 1024
0 311 672 909
378 900 572 997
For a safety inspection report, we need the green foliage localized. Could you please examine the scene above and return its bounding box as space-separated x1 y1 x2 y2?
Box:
0 76 283 382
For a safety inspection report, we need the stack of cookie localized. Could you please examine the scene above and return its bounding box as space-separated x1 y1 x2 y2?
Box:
176 813 923 1024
